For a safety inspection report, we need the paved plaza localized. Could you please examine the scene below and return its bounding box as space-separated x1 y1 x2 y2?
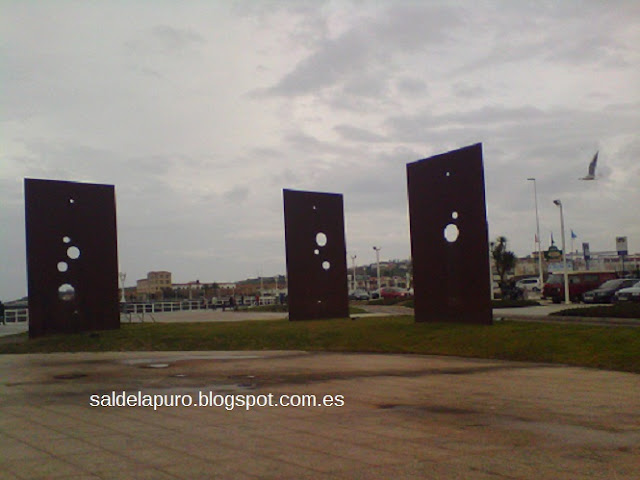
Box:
1 350 639 479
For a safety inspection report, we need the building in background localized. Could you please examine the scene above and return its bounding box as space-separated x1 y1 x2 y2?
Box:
136 271 172 300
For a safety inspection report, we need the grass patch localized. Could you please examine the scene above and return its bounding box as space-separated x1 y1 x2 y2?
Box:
247 304 367 314
492 299 540 309
2 317 639 373
551 302 640 318
367 297 411 306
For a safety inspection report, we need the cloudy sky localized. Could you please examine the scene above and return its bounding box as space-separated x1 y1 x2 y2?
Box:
2 1 639 301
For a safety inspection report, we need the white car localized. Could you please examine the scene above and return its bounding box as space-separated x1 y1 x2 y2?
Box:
515 277 541 292
613 281 640 303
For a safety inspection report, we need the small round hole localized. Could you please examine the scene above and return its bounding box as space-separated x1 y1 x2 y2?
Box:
445 171 451 177
322 261 330 270
58 283 75 301
57 261 68 272
69 198 75 204
63 236 71 243
312 205 317 211
316 233 327 247
452 211 459 219
67 246 81 259
444 224 459 243
314 249 320 255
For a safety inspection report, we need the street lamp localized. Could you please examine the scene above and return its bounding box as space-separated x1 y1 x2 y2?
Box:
350 254 357 292
527 178 544 293
553 199 570 304
373 246 381 294
119 272 126 303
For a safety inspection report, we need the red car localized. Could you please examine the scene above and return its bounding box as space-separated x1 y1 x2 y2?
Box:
380 287 410 299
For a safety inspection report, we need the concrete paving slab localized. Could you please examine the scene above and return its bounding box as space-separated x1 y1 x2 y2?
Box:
1 351 639 479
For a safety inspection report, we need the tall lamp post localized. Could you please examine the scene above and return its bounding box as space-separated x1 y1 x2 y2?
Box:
527 178 544 292
350 254 357 292
119 272 126 303
373 246 381 295
553 199 570 304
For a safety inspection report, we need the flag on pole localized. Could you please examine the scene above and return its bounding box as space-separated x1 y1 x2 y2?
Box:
550 232 555 246
571 230 577 239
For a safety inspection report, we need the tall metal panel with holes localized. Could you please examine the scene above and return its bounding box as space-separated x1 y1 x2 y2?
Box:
407 144 492 324
283 189 349 321
24 178 119 337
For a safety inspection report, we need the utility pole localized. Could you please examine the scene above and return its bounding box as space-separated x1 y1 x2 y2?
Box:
350 254 357 291
554 199 570 304
373 246 382 294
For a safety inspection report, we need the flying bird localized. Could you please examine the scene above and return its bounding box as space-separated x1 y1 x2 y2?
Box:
579 151 598 180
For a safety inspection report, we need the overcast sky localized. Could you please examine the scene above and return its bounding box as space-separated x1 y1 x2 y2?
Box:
2 1 639 301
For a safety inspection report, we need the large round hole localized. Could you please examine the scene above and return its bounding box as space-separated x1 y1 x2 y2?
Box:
316 233 327 247
58 283 76 301
67 246 80 259
57 261 68 272
322 261 331 270
444 224 459 243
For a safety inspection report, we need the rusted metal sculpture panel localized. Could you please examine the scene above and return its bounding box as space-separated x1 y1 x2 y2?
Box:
25 178 120 337
407 143 492 324
283 189 349 321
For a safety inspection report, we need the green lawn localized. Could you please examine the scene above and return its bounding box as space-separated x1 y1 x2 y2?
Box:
2 316 639 373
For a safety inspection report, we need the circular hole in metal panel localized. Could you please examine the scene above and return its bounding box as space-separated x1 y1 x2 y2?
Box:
67 246 80 259
58 283 76 301
452 211 459 219
444 224 459 243
57 261 68 272
322 261 330 270
63 236 71 243
316 232 327 247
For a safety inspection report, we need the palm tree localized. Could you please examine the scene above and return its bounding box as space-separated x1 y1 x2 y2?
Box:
491 236 517 294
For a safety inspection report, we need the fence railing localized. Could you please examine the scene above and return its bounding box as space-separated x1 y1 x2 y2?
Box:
2 297 282 324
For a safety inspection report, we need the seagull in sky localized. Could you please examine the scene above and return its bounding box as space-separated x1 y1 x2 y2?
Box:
579 151 598 180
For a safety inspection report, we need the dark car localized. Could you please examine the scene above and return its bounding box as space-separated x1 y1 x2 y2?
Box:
582 278 640 304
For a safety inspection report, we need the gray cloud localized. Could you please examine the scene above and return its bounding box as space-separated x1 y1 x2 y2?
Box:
263 4 461 96
334 125 386 143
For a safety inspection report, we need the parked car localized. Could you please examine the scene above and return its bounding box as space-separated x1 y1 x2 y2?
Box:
542 271 618 303
379 287 410 299
349 289 370 301
614 281 640 303
582 278 640 304
515 277 541 292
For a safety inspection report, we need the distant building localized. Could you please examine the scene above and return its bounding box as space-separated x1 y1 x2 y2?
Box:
136 271 172 299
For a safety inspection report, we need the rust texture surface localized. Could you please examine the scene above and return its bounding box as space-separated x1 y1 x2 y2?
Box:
407 143 492 324
283 189 349 321
24 178 120 337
